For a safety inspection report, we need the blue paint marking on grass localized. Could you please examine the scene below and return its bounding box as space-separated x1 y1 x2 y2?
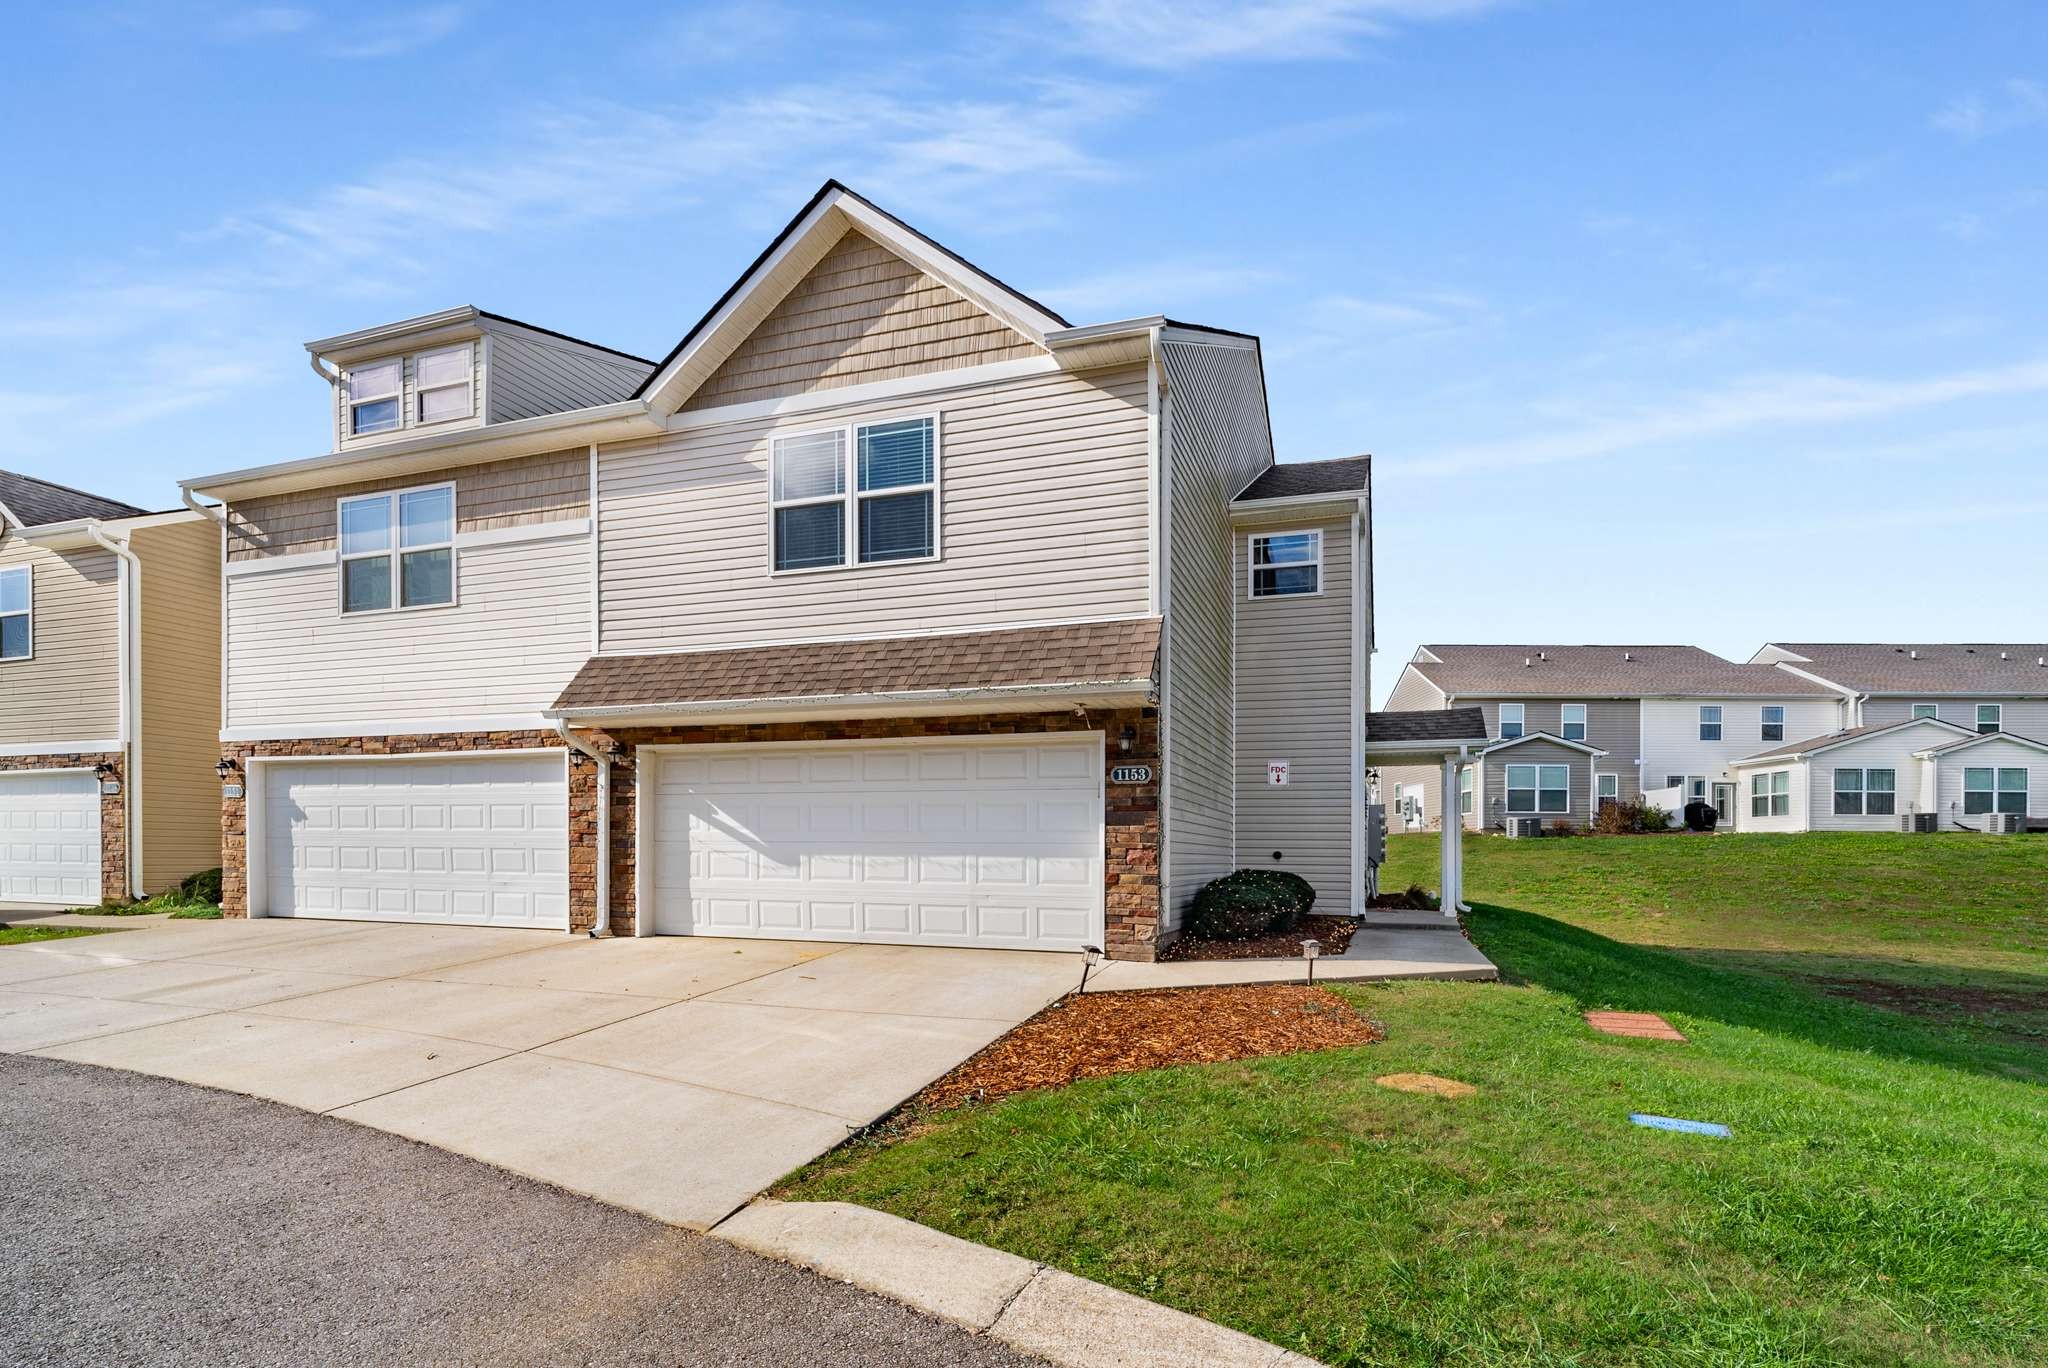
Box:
1630 1113 1732 1137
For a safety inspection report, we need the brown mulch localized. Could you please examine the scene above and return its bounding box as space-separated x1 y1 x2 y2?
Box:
915 984 1383 1112
1160 913 1358 962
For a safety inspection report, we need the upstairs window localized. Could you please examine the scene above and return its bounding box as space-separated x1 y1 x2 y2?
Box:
1498 703 1525 739
1561 703 1587 742
1761 704 1785 742
1699 705 1722 741
1977 704 2002 734
347 359 402 436
415 345 473 425
1248 529 1321 598
339 484 455 614
1911 703 1939 721
771 416 937 572
1506 763 1568 814
0 566 29 660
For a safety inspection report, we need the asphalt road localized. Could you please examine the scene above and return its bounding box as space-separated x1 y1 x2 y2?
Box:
0 1054 1039 1367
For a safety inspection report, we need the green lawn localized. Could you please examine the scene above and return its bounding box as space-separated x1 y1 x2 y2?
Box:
784 833 2048 1365
0 924 103 946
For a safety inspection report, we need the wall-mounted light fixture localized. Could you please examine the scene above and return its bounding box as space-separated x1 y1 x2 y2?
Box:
1119 727 1136 753
93 761 117 780
214 757 239 782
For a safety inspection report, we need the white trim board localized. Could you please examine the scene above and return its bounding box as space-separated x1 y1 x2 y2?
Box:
222 714 556 743
664 357 1059 433
0 740 123 758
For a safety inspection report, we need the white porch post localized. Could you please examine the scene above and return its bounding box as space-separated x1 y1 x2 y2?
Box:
1440 755 1460 915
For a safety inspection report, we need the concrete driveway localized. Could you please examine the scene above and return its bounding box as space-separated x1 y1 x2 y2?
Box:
0 919 1079 1228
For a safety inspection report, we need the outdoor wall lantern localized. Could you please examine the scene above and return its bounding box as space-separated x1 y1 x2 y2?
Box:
93 761 116 780
1119 726 1136 753
214 757 239 782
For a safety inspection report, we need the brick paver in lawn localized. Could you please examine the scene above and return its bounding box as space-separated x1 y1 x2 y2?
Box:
1585 1010 1687 1041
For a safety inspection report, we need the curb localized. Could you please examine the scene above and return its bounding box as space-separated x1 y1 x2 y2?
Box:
713 1199 1322 1368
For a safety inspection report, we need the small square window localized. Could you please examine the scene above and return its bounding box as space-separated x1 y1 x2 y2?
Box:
1911 703 1939 721
1977 704 2002 734
1498 704 1524 740
347 359 402 436
1249 530 1321 598
415 345 473 424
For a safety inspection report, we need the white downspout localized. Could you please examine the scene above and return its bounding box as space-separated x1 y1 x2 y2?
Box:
84 523 144 900
1454 743 1473 915
1439 753 1459 918
553 718 613 938
180 486 228 527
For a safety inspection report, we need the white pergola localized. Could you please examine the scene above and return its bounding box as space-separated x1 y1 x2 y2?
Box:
1364 709 1491 916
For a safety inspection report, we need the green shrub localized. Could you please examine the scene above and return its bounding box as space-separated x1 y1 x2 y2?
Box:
1189 868 1317 940
1592 798 1673 835
179 867 223 904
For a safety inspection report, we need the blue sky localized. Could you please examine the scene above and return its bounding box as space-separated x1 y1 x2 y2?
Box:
3 1 2043 703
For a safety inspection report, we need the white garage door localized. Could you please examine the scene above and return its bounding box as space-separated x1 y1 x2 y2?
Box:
261 754 568 927
0 771 101 906
649 738 1103 951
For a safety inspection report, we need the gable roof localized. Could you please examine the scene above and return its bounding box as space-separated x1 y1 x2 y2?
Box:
1234 454 1372 502
1913 729 2048 757
1364 706 1488 748
0 469 147 529
1731 715 1973 764
632 181 1071 416
1482 730 1608 757
1760 643 2048 695
1407 644 1840 699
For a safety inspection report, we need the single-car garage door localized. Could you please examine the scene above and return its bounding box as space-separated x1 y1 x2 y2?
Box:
260 754 568 927
0 771 101 906
648 738 1103 951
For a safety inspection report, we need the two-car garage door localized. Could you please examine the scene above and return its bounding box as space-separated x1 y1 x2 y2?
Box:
0 771 101 906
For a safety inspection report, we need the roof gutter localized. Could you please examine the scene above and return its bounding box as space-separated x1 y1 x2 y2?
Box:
548 678 1158 723
81 522 144 901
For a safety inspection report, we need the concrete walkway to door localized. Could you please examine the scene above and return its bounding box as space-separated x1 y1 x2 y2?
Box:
0 919 1081 1229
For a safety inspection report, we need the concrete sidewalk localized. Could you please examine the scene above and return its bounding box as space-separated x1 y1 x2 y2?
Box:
1085 927 1495 991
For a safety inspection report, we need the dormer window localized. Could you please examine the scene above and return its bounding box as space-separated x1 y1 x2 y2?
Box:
348 359 403 436
415 344 473 425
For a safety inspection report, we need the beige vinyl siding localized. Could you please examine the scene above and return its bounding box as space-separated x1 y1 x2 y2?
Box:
132 519 222 889
224 533 590 728
1234 516 1353 911
487 330 652 423
1480 738 1593 829
0 538 120 744
227 450 589 562
1158 339 1273 927
1932 738 2046 827
1383 667 1444 712
599 363 1151 653
681 228 1040 412
335 342 485 450
1377 763 1453 828
1861 696 2048 737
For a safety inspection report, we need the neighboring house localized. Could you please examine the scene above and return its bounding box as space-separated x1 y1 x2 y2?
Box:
1728 715 2046 832
1752 643 2048 737
1377 645 1843 829
181 181 1379 961
0 471 220 906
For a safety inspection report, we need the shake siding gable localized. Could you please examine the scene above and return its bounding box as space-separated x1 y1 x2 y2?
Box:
1159 339 1273 928
0 538 120 744
598 363 1151 654
1234 515 1353 910
680 228 1041 412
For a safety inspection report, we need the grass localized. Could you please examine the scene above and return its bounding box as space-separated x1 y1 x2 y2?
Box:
67 868 223 921
0 924 104 946
783 833 2048 1365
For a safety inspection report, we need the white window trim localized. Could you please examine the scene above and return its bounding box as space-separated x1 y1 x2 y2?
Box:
1505 762 1569 814
1459 765 1474 815
1246 527 1323 600
766 412 942 577
1976 703 2002 734
1750 769 1792 818
1596 772 1619 801
1963 766 2029 815
347 358 403 437
336 481 459 617
1498 703 1525 740
1699 704 1723 741
1910 702 1940 721
1760 704 1785 742
0 564 30 663
413 343 475 428
1560 703 1587 742
1831 766 1897 817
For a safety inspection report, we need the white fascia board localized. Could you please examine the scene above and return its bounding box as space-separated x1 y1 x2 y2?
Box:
551 679 1155 724
182 402 658 502
306 306 479 361
1228 493 1370 524
1765 661 1860 695
1481 732 1608 757
666 356 1059 433
1362 738 1491 757
0 739 124 758
1915 731 2048 758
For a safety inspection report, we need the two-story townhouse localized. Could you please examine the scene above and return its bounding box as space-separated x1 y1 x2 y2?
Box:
1376 645 1842 829
1753 643 2048 737
0 471 220 906
183 181 1379 961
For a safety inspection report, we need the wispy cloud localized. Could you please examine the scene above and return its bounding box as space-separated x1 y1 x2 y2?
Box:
217 6 313 39
1033 260 1282 317
217 2 466 58
1932 78 2048 139
1045 0 1508 68
1395 358 2048 476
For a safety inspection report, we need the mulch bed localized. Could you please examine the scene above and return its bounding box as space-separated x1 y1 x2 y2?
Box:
914 984 1383 1111
1160 913 1358 962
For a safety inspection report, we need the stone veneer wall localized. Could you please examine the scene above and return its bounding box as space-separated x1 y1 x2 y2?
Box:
0 751 126 904
216 710 1163 957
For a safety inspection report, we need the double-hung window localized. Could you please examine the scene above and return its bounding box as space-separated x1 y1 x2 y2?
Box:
347 359 403 436
1498 703 1525 740
1760 705 1785 742
1698 705 1722 741
1506 763 1568 814
415 345 473 425
1964 767 2028 815
339 484 455 614
1561 703 1587 742
0 566 29 660
770 416 937 572
1976 704 2002 734
1459 766 1473 815
1597 773 1619 803
1911 703 1939 721
1833 767 1895 816
1248 530 1321 598
1750 770 1791 817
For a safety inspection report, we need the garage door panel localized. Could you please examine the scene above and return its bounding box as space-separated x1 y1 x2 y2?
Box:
651 740 1102 951
262 755 567 928
0 773 101 905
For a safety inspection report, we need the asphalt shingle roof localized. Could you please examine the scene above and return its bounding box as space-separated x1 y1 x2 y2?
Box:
1768 643 2048 695
1234 455 1372 502
1408 644 1839 698
1365 707 1488 744
554 619 1161 713
1733 716 1966 762
0 470 146 528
